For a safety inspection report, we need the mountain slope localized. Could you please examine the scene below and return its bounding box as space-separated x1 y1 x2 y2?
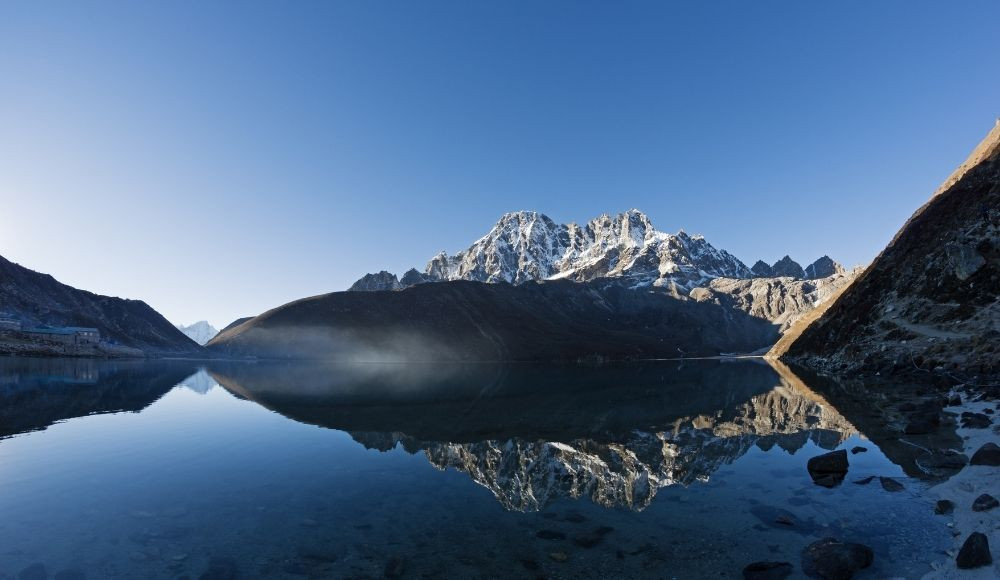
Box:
207 279 780 361
773 120 1000 380
690 271 858 333
0 254 203 356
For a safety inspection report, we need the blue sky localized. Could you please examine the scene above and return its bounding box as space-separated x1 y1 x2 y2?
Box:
1 1 998 328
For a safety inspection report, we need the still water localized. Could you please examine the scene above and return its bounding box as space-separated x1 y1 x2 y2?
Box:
0 357 952 578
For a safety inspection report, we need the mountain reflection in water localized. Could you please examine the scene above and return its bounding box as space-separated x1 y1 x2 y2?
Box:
208 360 860 512
0 357 961 579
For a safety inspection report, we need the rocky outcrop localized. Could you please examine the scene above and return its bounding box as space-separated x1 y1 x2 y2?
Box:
0 254 202 356
690 272 858 333
770 256 805 278
774 120 1000 381
804 256 846 279
348 270 402 292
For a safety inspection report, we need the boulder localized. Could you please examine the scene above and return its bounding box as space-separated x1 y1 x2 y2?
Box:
956 532 992 569
934 500 955 515
801 537 873 579
960 412 992 429
970 442 1000 466
972 493 998 512
807 450 848 487
879 477 904 492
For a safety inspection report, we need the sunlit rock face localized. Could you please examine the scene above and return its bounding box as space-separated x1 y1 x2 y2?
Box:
350 384 856 512
777 121 1000 380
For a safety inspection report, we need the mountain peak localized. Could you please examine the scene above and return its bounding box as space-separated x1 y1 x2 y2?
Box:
176 320 219 346
804 255 845 279
348 271 401 292
770 256 805 278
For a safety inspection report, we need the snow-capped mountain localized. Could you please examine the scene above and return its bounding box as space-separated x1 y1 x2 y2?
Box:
176 320 218 346
417 209 751 291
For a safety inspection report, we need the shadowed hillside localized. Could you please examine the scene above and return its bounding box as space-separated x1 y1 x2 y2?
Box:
207 279 781 361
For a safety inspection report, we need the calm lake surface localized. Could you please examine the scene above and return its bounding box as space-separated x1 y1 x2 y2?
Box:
0 357 952 579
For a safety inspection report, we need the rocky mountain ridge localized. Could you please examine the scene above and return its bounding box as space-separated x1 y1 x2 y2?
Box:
350 209 844 292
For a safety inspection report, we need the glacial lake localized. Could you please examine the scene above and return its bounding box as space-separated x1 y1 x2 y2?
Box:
0 357 954 579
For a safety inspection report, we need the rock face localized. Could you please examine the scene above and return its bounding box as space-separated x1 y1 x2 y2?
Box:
770 256 806 279
176 320 219 345
348 271 401 292
774 120 1000 380
207 280 782 360
690 273 857 333
804 256 846 279
0 254 202 356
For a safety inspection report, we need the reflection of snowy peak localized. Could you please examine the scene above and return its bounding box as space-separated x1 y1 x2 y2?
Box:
350 385 856 512
176 321 218 345
179 369 217 394
422 209 751 291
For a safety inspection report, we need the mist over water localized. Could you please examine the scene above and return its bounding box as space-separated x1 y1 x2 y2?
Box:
0 357 953 578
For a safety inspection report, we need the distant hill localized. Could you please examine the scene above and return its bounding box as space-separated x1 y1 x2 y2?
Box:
207 279 780 361
0 254 203 356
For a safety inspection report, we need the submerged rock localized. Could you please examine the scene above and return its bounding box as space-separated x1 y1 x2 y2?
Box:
956 532 992 569
879 477 904 492
970 442 1000 466
972 493 998 512
849 446 867 454
801 537 873 579
960 412 992 429
742 560 793 579
807 450 848 487
934 500 955 515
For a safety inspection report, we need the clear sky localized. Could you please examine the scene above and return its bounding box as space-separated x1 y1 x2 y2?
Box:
1 1 998 329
